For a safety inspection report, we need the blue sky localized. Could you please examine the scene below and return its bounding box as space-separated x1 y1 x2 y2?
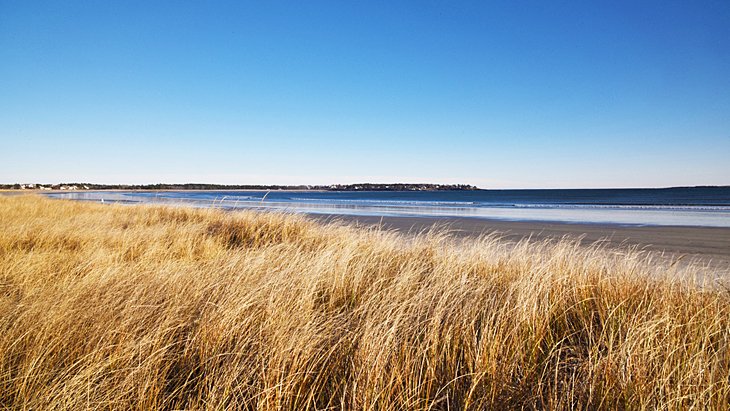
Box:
1 1 728 188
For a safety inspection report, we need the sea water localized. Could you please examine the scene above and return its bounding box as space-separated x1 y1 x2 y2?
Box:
47 187 730 228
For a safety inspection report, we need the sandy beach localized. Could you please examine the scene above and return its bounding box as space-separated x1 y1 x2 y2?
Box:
311 214 730 272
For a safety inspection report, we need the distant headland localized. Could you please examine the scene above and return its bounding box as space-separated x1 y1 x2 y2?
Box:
0 183 480 191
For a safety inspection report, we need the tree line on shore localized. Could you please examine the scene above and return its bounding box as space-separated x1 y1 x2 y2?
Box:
1 183 479 191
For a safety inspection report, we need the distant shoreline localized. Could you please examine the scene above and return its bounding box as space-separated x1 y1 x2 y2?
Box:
2 184 728 192
0 183 480 192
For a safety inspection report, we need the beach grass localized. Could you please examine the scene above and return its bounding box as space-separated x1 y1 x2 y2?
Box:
1 195 729 410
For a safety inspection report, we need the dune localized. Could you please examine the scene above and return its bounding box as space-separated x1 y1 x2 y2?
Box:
1 195 729 409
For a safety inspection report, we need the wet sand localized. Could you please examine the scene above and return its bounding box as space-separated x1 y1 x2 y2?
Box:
309 214 730 272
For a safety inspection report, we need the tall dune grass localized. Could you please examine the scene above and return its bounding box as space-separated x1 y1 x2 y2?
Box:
1 195 728 410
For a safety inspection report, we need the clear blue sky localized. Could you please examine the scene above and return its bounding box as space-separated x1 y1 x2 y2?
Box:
1 1 728 188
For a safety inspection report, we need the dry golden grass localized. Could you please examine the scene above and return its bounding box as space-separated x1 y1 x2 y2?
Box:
1 195 729 410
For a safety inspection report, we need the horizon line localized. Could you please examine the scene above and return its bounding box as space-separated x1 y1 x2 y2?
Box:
3 182 729 191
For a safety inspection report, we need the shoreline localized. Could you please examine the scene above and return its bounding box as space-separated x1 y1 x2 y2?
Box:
308 213 730 273
33 189 730 228
9 192 730 271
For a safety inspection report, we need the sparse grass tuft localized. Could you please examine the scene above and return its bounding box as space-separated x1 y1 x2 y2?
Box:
1 195 728 410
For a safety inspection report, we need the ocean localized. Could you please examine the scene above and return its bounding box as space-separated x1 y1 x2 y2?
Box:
47 187 730 228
